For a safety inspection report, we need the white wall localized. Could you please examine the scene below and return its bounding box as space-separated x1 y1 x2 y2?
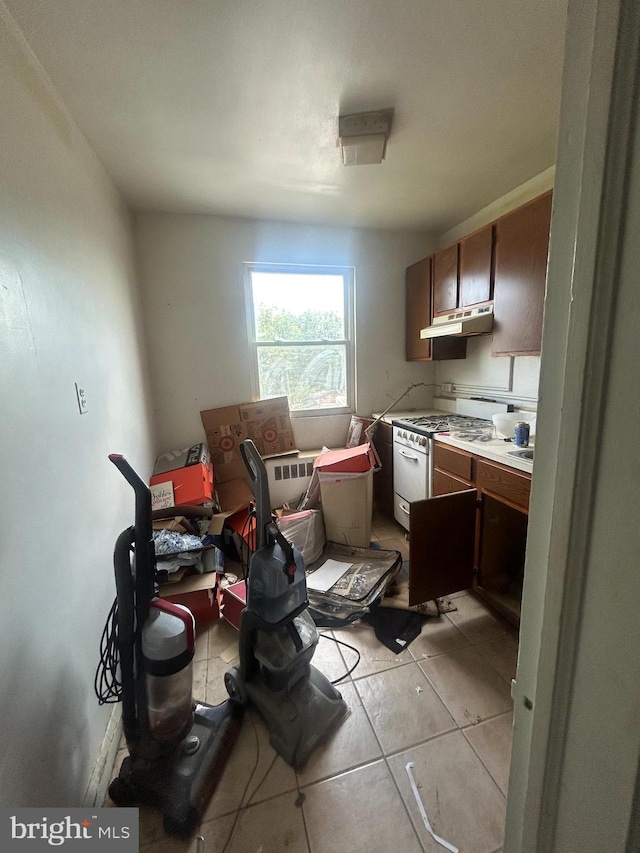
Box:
0 8 155 806
433 167 555 410
135 213 436 452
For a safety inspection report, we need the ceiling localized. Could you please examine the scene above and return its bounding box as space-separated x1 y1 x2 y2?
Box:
6 0 568 233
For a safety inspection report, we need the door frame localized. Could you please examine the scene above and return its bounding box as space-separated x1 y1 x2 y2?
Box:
506 0 640 850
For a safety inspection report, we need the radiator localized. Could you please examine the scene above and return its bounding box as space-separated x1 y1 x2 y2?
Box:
263 451 320 509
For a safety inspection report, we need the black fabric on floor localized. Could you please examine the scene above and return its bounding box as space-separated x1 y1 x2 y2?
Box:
362 604 424 654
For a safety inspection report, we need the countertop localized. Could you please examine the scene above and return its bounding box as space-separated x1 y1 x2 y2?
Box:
371 407 534 473
435 433 534 474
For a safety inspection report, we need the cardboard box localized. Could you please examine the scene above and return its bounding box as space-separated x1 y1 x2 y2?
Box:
150 462 213 507
158 572 220 624
153 516 200 535
153 443 210 476
215 478 254 514
318 469 374 548
220 580 247 630
314 442 379 474
200 397 297 485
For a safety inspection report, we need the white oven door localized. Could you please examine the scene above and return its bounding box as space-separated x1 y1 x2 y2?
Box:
393 442 428 503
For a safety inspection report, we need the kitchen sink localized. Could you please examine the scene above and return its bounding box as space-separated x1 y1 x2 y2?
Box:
507 448 534 460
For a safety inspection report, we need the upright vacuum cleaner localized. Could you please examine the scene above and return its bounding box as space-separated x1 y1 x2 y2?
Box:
98 454 242 837
224 440 348 767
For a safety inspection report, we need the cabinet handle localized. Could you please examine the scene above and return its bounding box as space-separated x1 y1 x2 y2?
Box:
399 450 419 461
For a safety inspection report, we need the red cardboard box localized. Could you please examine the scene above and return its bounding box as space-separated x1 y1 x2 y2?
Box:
313 442 379 474
220 580 247 630
150 462 213 507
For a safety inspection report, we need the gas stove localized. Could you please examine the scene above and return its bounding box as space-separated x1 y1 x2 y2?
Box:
392 411 495 529
391 413 492 438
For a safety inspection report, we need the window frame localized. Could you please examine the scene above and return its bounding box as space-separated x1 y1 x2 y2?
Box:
244 262 356 417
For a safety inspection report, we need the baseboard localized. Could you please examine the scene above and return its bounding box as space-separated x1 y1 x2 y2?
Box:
83 705 123 807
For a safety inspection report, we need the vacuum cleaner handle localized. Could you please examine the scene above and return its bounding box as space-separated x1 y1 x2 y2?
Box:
109 453 150 503
109 453 155 614
239 440 272 550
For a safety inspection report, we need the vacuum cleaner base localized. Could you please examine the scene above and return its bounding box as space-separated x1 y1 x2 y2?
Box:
109 699 243 838
227 664 348 768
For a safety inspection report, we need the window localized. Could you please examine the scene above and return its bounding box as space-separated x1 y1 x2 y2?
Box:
245 263 355 415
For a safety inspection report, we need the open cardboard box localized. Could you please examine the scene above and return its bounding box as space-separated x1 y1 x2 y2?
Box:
158 572 220 624
200 397 297 486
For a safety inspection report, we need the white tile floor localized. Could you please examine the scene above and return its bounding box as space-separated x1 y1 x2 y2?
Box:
107 514 516 853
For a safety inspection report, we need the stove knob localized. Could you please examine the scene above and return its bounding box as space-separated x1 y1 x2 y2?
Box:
408 433 414 442
419 437 426 446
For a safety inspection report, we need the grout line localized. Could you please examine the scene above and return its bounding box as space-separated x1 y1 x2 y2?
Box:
384 752 429 852
343 668 428 851
461 725 510 802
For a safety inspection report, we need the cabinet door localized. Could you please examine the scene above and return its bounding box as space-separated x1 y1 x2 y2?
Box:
409 490 476 604
405 258 432 361
492 191 553 356
405 258 467 361
433 244 459 315
459 225 493 307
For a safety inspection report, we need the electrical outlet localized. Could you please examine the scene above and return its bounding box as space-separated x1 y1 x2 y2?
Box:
75 382 88 414
441 382 454 394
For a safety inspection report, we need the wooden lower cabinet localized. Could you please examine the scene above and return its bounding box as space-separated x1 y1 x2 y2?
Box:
409 442 531 626
372 421 394 519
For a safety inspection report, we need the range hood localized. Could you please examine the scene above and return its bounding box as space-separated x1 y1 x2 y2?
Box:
420 304 493 339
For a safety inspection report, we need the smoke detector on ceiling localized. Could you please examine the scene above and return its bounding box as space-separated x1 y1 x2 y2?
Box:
338 109 394 166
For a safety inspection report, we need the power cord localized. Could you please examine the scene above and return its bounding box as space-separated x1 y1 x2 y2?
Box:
219 633 360 851
220 712 278 853
94 597 122 704
319 633 361 684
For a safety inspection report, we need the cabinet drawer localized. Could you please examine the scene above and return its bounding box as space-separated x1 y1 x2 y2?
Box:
476 459 531 511
433 469 476 496
434 444 474 482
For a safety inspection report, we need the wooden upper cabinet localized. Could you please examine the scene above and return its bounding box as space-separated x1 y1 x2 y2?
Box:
459 224 493 307
405 257 432 361
405 258 467 362
433 243 459 315
492 191 553 356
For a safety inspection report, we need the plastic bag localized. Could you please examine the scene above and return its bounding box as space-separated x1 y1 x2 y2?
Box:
276 509 326 566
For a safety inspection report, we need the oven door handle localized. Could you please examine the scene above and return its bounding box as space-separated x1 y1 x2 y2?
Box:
398 449 420 461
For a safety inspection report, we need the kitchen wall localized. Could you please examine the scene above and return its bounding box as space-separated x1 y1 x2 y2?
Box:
0 8 155 807
135 214 436 451
434 167 556 410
